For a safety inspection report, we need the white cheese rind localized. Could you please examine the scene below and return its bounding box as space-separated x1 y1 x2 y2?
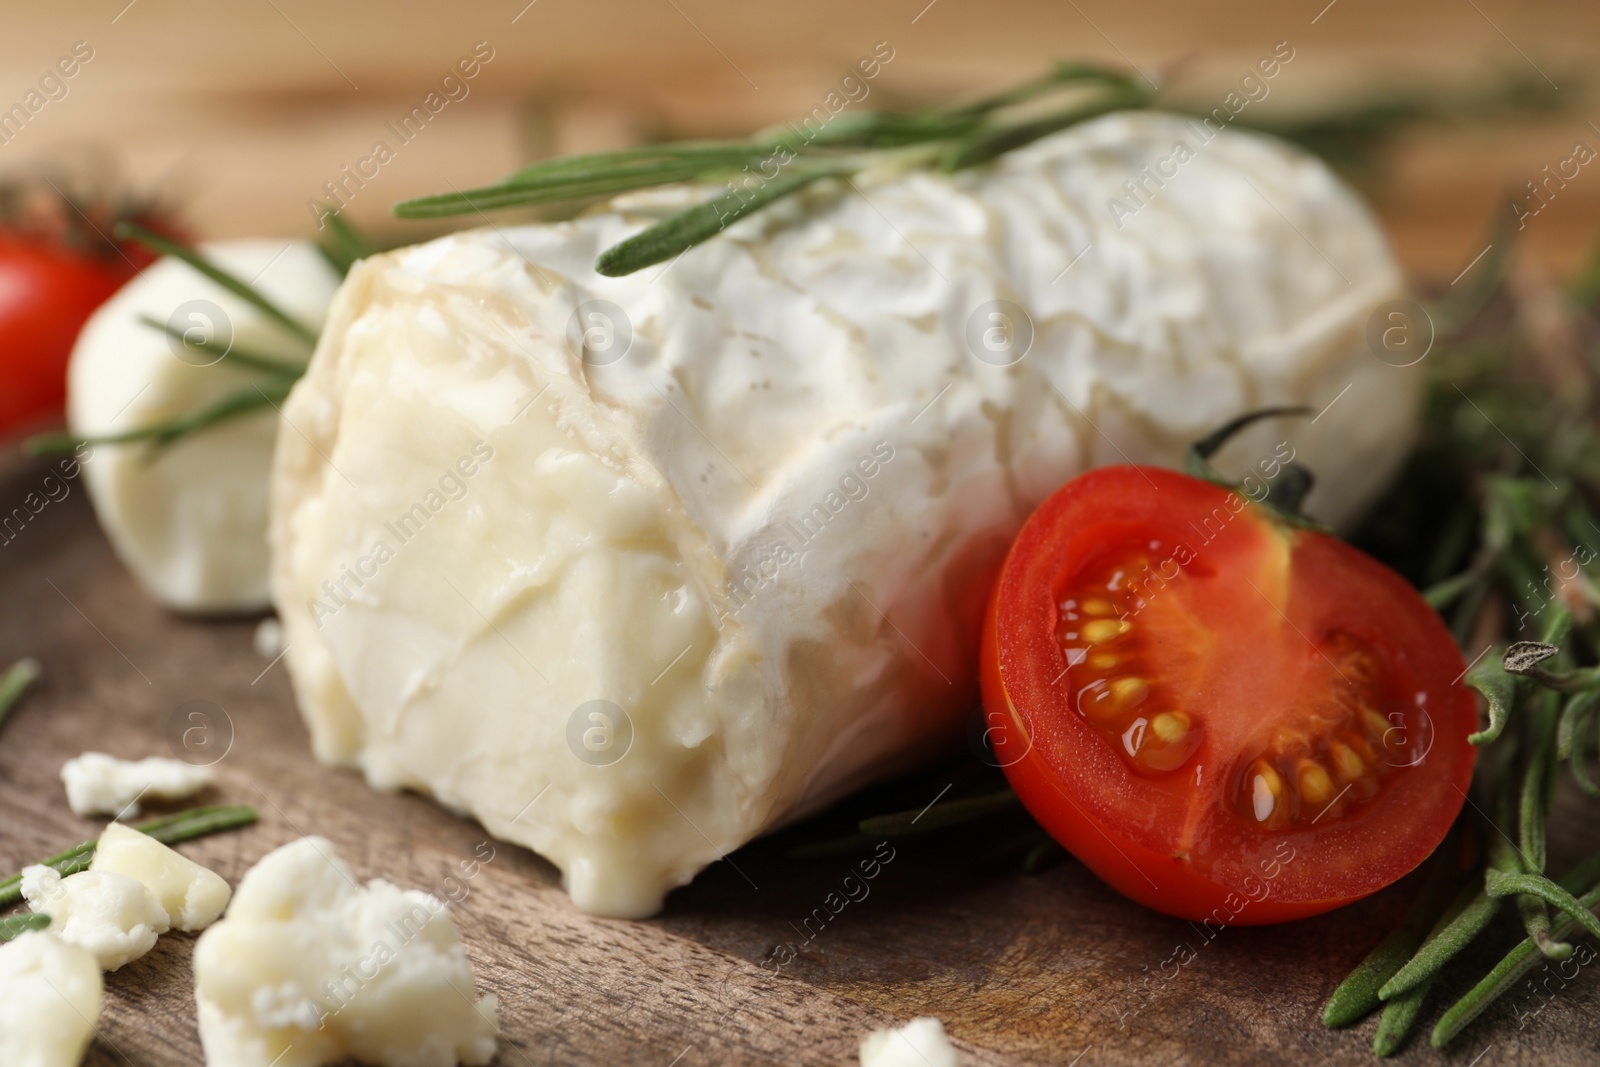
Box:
861 1018 960 1067
192 836 498 1067
21 865 165 970
60 751 214 818
69 240 341 613
0 932 103 1067
272 111 1417 917
90 821 231 932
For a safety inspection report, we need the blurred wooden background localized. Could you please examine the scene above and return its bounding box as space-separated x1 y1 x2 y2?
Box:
1 0 1598 279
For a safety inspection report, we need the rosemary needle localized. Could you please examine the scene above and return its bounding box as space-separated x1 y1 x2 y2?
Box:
1370 868 1482 1056
114 222 319 347
596 168 844 277
1484 868 1600 943
1432 868 1600 1047
0 658 41 734
1377 880 1499 1001
0 913 50 943
1464 652 1515 746
137 315 306 377
1322 836 1463 1027
1373 980 1431 1057
26 377 292 457
0 804 257 909
858 789 1022 838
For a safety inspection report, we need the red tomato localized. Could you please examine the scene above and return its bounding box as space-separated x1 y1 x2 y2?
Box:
981 465 1476 924
0 233 133 436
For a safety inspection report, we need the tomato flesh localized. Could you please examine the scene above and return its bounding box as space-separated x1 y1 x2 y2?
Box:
982 466 1476 924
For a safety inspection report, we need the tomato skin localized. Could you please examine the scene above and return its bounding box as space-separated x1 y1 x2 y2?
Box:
983 465 1477 924
0 234 135 436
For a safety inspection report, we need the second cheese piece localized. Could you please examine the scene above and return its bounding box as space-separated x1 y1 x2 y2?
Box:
20 866 164 970
91 822 231 932
0 932 102 1067
193 836 498 1067
60 751 214 818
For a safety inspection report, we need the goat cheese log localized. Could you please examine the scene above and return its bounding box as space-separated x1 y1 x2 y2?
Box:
272 112 1417 917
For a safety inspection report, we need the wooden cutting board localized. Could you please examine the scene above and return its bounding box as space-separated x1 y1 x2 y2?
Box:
2 453 1596 1067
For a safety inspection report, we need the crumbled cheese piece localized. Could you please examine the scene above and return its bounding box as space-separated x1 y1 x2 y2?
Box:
860 1018 960 1067
60 751 214 818
21 865 165 970
193 836 498 1067
0 931 102 1067
90 821 231 932
254 616 284 658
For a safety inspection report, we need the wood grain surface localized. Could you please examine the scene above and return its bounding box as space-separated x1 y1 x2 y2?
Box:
2 457 1598 1065
2 0 1600 276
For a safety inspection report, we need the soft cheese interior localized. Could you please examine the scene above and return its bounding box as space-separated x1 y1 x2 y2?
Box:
273 112 1417 917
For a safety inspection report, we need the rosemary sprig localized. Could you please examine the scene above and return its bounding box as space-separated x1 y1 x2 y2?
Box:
394 64 1154 275
1432 856 1600 1046
0 658 40 734
26 377 292 457
0 804 257 910
1325 218 1600 1051
114 222 318 347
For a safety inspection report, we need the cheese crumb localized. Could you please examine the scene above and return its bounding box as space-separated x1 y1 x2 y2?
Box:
60 751 214 818
20 865 165 971
0 931 102 1067
254 616 283 658
193 836 498 1067
91 821 231 932
860 1018 959 1067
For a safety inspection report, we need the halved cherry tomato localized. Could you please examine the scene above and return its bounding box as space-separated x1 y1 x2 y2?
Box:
981 465 1476 924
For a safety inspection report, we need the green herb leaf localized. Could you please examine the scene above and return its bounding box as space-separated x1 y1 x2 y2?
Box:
940 84 1150 172
1484 868 1600 942
1519 691 1560 874
858 789 1021 838
595 168 845 277
115 222 318 347
1465 650 1515 745
0 658 40 734
1323 838 1464 1027
0 912 50 943
1422 568 1487 610
1378 879 1501 1001
137 315 305 377
1373 981 1430 1057
393 64 1157 270
394 148 771 219
317 210 380 275
25 378 291 457
1433 863 1600 1048
0 804 257 909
